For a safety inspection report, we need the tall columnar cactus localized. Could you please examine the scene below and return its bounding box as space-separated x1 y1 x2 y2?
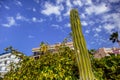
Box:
70 9 96 80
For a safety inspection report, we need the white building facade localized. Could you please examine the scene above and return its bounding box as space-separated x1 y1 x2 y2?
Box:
0 52 20 77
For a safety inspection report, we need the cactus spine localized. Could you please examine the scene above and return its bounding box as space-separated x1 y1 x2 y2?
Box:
70 9 96 80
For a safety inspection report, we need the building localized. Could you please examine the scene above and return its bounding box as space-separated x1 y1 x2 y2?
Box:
0 52 20 77
94 47 120 58
32 42 74 59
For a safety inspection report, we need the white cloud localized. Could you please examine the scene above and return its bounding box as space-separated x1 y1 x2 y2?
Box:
66 0 72 8
102 13 119 21
85 0 93 5
34 0 39 4
15 1 22 6
56 0 64 4
80 13 86 19
26 7 37 12
32 17 44 23
41 2 64 16
16 13 29 21
32 17 37 22
94 33 99 37
73 0 82 7
33 8 36 12
63 9 71 16
63 0 72 16
102 13 120 33
81 21 88 26
2 17 16 27
51 24 65 32
51 24 60 29
4 5 10 10
95 28 101 32
93 26 102 32
103 24 115 33
81 0 92 6
28 35 34 38
103 13 120 27
116 8 120 12
16 13 23 19
88 21 95 25
91 41 95 44
65 23 71 28
85 30 90 33
108 0 120 3
100 38 106 43
85 3 110 15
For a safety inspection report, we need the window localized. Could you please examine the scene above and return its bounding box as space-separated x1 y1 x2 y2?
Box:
8 55 11 58
5 68 7 71
34 52 41 56
0 67 2 71
34 56 39 59
4 60 7 65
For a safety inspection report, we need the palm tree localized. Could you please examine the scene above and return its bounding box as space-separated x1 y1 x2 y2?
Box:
61 38 68 47
109 31 120 45
4 46 13 53
4 46 25 59
88 49 96 54
40 42 49 54
67 32 72 41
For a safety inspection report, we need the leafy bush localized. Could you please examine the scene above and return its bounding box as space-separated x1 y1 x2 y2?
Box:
0 77 3 80
4 47 79 80
92 55 120 80
3 46 120 80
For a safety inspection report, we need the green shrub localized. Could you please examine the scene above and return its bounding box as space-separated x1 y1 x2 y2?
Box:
92 55 120 80
3 46 120 80
4 47 79 80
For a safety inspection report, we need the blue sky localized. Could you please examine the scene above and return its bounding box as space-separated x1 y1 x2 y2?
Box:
0 0 120 56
